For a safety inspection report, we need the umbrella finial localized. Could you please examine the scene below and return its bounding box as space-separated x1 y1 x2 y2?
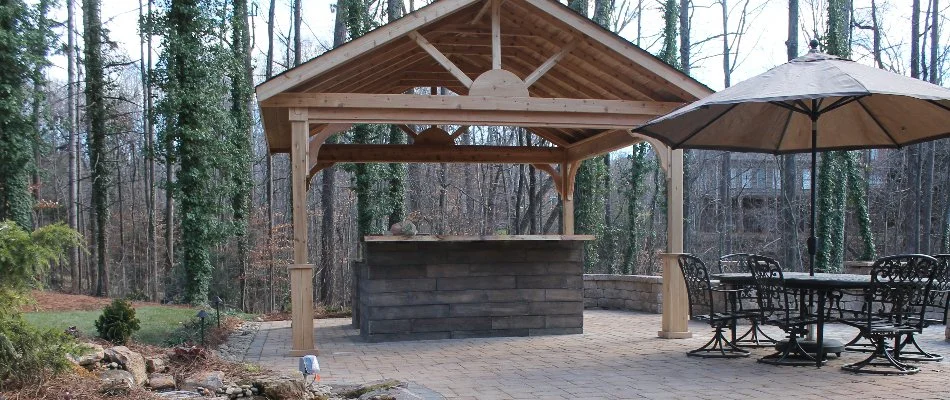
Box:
809 39 820 52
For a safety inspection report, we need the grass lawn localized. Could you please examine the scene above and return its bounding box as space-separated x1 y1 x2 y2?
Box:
24 306 199 346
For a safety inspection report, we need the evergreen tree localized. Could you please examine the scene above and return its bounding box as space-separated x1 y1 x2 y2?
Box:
156 0 234 304
0 0 35 230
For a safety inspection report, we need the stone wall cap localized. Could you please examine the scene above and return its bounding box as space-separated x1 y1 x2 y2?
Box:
584 274 662 283
364 235 596 242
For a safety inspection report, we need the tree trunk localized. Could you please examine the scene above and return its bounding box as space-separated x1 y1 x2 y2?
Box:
83 0 110 297
264 0 276 311
293 0 301 66
318 1 348 306
781 0 800 270
68 0 80 292
231 0 254 311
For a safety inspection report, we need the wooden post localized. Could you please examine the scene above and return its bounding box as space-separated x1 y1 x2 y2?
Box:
658 148 691 339
289 107 317 355
560 161 577 235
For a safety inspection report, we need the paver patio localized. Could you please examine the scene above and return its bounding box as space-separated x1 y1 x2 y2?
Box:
242 310 950 399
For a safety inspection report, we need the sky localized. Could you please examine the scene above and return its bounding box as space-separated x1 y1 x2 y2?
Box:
45 0 946 92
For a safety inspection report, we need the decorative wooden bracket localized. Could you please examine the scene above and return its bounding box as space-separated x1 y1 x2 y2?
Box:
630 132 672 175
305 123 352 185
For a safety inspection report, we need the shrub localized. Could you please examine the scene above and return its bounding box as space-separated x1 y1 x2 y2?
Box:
95 299 141 344
0 312 78 390
0 221 84 389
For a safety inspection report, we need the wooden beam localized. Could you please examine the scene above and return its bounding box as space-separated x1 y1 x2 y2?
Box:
491 0 501 69
288 108 316 356
469 0 492 25
566 129 642 161
408 31 474 88
311 144 566 166
524 41 576 86
262 93 681 116
256 0 479 101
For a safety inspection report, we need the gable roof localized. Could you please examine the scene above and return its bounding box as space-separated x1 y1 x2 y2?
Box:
256 0 712 152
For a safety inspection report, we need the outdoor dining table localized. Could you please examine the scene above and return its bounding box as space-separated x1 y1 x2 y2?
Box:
711 272 872 367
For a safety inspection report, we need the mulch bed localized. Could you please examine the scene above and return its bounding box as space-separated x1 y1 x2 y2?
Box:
24 291 189 312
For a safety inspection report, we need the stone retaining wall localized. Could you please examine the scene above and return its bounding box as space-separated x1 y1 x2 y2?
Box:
356 239 586 342
583 274 663 314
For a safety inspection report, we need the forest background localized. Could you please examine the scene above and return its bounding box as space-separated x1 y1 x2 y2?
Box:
4 0 948 311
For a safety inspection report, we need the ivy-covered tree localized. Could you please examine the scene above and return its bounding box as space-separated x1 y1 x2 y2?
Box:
816 0 875 272
229 0 254 310
342 0 385 239
622 143 650 274
569 0 607 272
83 0 111 296
0 0 35 230
156 0 234 304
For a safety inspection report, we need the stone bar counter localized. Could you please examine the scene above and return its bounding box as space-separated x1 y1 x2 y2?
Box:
353 235 593 342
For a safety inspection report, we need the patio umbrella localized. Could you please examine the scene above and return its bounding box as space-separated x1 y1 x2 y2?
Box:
636 41 950 275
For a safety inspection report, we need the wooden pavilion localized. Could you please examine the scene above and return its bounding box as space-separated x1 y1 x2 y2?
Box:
255 0 711 355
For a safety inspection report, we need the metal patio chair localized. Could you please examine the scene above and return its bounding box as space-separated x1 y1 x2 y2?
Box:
718 253 776 348
747 255 820 366
839 254 939 375
678 254 750 358
893 254 950 362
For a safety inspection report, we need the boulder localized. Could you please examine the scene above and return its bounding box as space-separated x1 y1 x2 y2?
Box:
76 343 105 367
99 369 135 395
106 346 148 386
249 375 308 400
147 357 167 373
181 370 226 392
149 373 177 391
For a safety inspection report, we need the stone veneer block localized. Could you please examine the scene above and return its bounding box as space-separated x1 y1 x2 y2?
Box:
355 236 591 342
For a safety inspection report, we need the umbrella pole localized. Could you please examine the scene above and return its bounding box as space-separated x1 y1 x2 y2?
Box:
808 106 818 277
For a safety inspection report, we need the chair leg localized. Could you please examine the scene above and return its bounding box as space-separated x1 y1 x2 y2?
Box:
894 333 944 362
733 319 777 348
758 332 821 367
842 335 920 375
844 331 880 353
688 325 751 358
